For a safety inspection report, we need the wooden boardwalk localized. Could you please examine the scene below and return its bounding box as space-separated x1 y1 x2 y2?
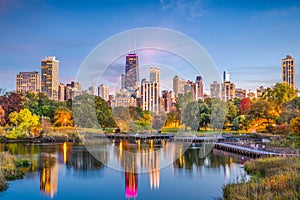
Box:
215 142 298 158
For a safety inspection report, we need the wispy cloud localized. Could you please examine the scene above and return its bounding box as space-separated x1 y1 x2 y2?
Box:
160 0 205 20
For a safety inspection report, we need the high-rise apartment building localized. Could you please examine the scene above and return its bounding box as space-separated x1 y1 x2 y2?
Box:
41 56 59 101
16 71 40 93
235 88 246 99
58 83 65 102
223 70 230 82
98 84 109 101
195 76 203 100
65 81 82 100
125 53 139 89
162 90 173 112
150 67 160 83
222 81 236 101
210 81 221 98
184 80 198 101
173 75 186 98
141 81 160 114
282 55 296 89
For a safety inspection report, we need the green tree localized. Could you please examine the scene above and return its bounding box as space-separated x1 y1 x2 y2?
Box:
8 108 41 138
210 98 226 131
73 94 101 128
152 114 166 131
166 108 181 127
232 115 246 133
94 96 115 128
262 83 297 109
247 99 273 127
225 100 238 129
182 101 199 131
198 101 210 131
280 97 300 124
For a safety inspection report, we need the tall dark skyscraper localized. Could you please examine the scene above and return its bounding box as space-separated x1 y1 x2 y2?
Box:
125 53 139 89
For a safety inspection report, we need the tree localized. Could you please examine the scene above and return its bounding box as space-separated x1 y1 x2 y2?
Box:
72 94 116 129
262 83 297 110
152 115 166 131
210 98 226 131
0 106 5 126
198 101 210 131
54 108 73 127
23 92 62 122
94 96 115 128
166 108 180 127
280 97 300 124
8 108 41 138
182 101 199 131
239 98 252 115
225 100 238 129
232 115 247 133
290 115 300 136
73 94 101 128
0 92 23 124
247 99 273 127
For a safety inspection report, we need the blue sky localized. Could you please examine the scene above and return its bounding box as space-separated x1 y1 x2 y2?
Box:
0 0 300 92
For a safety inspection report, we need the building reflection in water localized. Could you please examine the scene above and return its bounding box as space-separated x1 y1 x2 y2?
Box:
117 139 162 199
39 153 58 198
125 172 138 199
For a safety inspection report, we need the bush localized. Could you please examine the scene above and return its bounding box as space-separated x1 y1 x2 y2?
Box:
223 157 300 199
272 124 291 135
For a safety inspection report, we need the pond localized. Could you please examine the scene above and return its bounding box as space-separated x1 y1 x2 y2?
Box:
0 142 248 200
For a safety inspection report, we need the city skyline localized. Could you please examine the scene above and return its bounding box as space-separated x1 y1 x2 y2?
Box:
1 0 300 92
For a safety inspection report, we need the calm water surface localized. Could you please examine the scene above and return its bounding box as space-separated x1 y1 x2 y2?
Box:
0 142 247 200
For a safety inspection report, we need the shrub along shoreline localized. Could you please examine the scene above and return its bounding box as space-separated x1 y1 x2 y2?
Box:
0 152 31 192
223 156 300 200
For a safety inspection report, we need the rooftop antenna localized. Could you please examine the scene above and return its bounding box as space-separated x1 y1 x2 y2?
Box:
134 34 137 54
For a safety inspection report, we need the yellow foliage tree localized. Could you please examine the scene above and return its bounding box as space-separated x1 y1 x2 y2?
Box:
54 109 72 127
8 108 41 138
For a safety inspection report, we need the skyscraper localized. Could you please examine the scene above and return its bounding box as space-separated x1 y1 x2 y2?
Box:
210 81 221 98
172 75 186 98
141 81 160 114
121 74 125 89
125 53 139 89
150 67 160 83
223 70 230 82
282 55 296 89
98 84 109 101
195 76 203 99
41 56 59 101
16 71 40 93
222 81 236 101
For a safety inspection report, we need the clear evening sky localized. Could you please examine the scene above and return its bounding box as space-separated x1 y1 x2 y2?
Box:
0 0 299 92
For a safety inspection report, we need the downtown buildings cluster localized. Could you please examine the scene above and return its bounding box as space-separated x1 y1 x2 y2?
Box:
16 53 296 114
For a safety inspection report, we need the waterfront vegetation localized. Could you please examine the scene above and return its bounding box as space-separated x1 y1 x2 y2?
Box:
0 151 31 192
0 83 299 144
223 156 300 200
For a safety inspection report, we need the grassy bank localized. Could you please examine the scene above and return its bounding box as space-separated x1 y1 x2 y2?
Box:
0 151 31 192
223 156 300 200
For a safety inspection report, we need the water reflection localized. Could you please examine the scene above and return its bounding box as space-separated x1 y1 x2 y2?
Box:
0 141 248 199
39 153 58 198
